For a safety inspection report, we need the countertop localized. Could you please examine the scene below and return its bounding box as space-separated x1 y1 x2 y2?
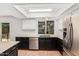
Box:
16 34 58 38
0 41 19 54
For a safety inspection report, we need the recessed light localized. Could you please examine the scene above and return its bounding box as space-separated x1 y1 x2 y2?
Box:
29 9 52 12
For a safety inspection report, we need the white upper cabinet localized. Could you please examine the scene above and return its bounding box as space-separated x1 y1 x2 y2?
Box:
22 18 37 30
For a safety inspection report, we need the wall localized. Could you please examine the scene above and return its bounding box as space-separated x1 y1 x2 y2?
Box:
0 16 59 41
0 16 38 41
0 23 1 41
59 4 79 40
57 19 63 39
60 4 79 19
0 3 61 41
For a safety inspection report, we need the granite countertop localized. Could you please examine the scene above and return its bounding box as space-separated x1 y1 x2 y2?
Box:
0 41 19 54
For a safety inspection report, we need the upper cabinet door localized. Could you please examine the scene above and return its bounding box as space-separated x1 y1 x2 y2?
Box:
2 23 9 34
38 21 45 34
22 19 37 31
38 20 54 34
47 21 54 34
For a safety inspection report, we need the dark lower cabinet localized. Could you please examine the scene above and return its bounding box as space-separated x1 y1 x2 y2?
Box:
51 39 57 50
7 47 18 56
0 45 18 56
46 39 53 50
16 37 29 49
39 38 46 50
56 39 63 55
39 37 57 50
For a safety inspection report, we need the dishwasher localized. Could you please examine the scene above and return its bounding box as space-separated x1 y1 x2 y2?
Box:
29 38 39 49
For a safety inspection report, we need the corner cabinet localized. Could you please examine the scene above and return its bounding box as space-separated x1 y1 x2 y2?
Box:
16 37 29 49
56 39 63 54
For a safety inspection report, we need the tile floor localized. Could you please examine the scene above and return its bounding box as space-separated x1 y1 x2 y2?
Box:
18 50 62 56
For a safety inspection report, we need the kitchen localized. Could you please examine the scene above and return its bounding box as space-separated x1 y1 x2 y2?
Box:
0 3 79 56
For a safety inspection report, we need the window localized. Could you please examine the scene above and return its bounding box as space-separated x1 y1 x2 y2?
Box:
2 23 10 41
38 21 54 34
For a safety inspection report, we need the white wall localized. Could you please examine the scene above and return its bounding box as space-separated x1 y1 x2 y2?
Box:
60 4 79 18
54 19 60 37
57 19 63 39
59 4 79 40
0 16 60 41
0 23 1 41
0 3 61 41
0 16 38 41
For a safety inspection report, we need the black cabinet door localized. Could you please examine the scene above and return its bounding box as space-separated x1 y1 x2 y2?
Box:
51 39 57 50
39 37 57 50
56 39 63 54
19 41 27 49
39 38 46 50
45 38 52 50
16 37 29 49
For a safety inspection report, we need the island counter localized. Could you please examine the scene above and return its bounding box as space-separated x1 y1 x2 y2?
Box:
0 41 19 56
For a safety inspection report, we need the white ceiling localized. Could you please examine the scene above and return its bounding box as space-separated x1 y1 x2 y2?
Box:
14 3 75 18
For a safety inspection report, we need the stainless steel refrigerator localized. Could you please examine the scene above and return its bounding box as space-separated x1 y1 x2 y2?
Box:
63 14 79 56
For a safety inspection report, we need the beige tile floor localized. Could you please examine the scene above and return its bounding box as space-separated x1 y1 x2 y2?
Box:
18 50 62 56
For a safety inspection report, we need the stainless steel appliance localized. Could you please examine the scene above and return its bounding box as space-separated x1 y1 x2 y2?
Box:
63 14 79 56
29 37 39 49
